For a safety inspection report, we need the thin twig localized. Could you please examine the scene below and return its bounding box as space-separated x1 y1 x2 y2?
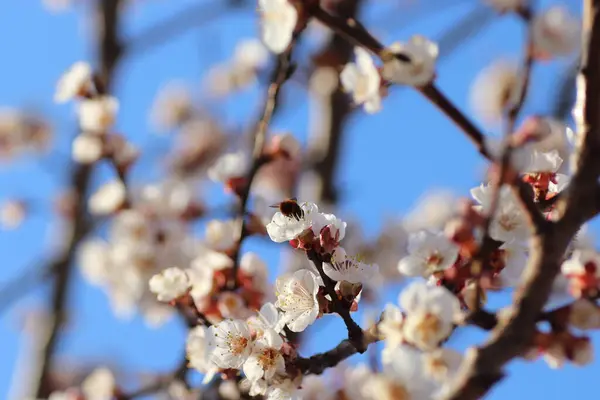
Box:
307 250 365 351
294 327 379 375
420 84 492 158
227 47 296 290
311 6 408 61
471 6 537 309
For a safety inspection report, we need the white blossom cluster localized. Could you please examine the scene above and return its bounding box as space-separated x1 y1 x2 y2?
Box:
0 108 51 160
340 36 439 114
47 367 116 400
78 180 202 324
37 1 600 399
55 61 138 166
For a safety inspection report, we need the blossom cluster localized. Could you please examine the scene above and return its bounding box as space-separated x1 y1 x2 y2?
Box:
38 0 600 399
55 61 138 167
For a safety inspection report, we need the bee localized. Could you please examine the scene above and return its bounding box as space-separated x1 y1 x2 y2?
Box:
270 197 304 221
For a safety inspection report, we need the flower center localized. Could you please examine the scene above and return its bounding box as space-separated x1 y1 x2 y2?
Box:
387 382 410 400
498 214 517 231
426 252 444 270
223 295 239 310
415 313 442 343
425 354 449 380
258 348 279 370
228 336 248 355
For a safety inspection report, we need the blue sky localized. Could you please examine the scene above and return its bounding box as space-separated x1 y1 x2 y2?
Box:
0 0 597 399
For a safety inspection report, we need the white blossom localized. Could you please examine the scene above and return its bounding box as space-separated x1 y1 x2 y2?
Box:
248 302 285 336
562 250 600 281
150 82 193 131
247 378 269 397
234 38 270 70
270 132 301 159
379 303 405 350
422 348 463 383
208 151 249 183
403 190 457 232
266 201 325 243
109 209 151 242
187 325 218 378
0 200 26 229
192 248 234 271
88 180 126 215
243 328 285 382
400 281 460 350
398 230 458 278
340 47 382 113
138 179 196 216
532 7 580 58
81 367 115 400
297 376 334 400
340 364 373 400
275 269 320 332
497 241 528 287
266 389 300 400
470 60 521 125
149 267 191 302
189 249 234 298
78 96 119 134
55 61 93 103
471 184 531 242
320 212 347 241
206 219 240 251
369 345 434 400
382 36 438 87
208 319 254 369
48 391 78 400
324 248 379 283
78 239 111 286
523 149 563 174
258 0 298 54
240 252 269 291
543 341 568 369
72 133 103 164
218 291 251 319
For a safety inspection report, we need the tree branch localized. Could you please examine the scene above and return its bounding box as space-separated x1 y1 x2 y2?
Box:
443 2 600 398
30 1 124 397
307 250 365 352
